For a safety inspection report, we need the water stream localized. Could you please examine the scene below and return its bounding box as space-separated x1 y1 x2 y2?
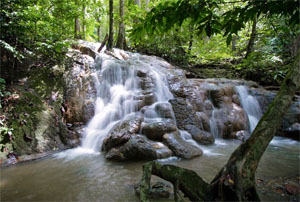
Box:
236 85 262 132
1 137 299 201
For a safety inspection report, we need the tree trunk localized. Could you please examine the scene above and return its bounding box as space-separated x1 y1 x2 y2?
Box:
188 25 194 54
107 0 114 51
245 15 257 59
82 4 86 40
116 0 125 49
74 18 81 39
140 161 209 202
139 50 300 201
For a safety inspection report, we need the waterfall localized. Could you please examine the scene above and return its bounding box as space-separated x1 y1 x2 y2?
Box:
236 85 262 133
80 52 173 153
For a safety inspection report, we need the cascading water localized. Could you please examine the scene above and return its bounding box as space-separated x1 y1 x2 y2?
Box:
236 85 262 133
67 51 174 155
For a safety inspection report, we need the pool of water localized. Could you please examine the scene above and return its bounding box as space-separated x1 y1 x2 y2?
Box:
1 137 299 201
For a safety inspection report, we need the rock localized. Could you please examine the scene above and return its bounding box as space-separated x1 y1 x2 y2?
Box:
285 184 300 195
232 94 241 106
251 89 300 139
141 119 177 141
169 98 200 130
105 135 173 160
135 182 171 199
227 103 249 132
234 130 250 142
140 76 154 91
195 112 211 132
154 102 174 119
184 124 214 145
102 115 143 152
169 98 214 144
143 92 155 106
136 69 148 78
163 131 202 159
283 123 300 141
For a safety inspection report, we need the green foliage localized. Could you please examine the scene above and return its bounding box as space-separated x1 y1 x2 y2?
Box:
236 51 288 85
0 40 24 61
190 34 232 63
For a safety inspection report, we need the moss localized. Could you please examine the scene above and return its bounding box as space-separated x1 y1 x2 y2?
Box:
1 63 67 157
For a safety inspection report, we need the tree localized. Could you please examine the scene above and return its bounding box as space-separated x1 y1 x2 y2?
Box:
107 0 114 51
116 0 126 49
75 18 81 39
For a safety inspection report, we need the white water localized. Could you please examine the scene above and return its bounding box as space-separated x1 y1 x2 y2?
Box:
57 51 174 157
236 85 262 133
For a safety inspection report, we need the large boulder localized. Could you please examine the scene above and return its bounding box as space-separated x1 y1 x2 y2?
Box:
141 119 177 141
154 102 174 119
102 115 143 152
105 135 173 160
163 131 203 159
169 98 214 145
184 125 214 145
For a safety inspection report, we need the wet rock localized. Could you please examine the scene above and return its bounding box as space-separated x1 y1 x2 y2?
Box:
163 131 202 159
136 69 148 78
283 123 300 141
154 102 174 119
105 135 173 160
227 103 249 132
234 130 250 142
169 98 198 129
102 116 143 152
64 55 97 124
168 81 187 98
170 98 214 144
251 89 300 139
204 100 213 117
232 94 241 106
285 184 300 195
143 92 155 106
141 119 177 141
185 125 214 145
135 182 171 199
195 112 211 132
140 77 154 91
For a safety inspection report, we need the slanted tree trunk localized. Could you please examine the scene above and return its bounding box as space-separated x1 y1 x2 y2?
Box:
245 15 257 58
116 0 125 49
107 0 114 51
74 18 81 39
140 50 300 201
